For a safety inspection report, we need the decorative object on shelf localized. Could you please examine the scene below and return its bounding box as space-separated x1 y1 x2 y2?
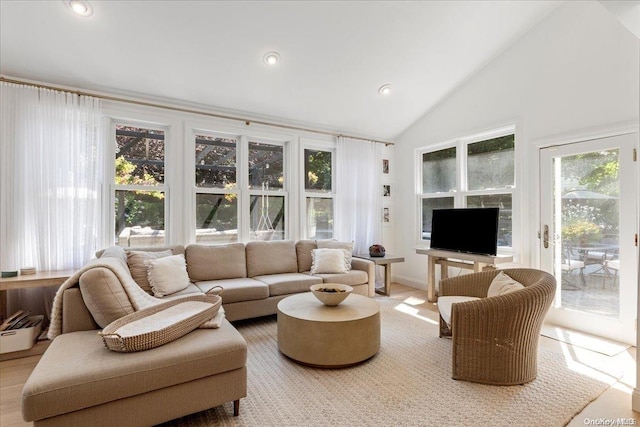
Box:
1 271 18 278
20 267 36 275
369 244 386 257
310 283 353 306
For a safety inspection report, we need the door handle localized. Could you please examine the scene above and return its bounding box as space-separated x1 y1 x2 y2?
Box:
543 225 549 249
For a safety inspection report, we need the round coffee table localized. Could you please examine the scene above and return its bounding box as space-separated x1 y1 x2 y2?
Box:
277 292 380 368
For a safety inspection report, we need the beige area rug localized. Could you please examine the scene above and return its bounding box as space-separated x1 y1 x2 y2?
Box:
541 324 630 357
162 297 621 427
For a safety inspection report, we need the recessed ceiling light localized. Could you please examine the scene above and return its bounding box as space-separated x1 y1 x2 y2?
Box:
65 0 93 17
263 51 280 66
378 84 392 96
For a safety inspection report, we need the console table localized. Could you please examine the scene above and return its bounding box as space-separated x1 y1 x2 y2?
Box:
415 248 513 302
0 270 74 360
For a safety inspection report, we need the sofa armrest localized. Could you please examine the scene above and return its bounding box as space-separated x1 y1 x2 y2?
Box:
351 258 375 297
62 288 99 333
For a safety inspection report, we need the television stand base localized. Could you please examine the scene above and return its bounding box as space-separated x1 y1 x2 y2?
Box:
415 248 513 302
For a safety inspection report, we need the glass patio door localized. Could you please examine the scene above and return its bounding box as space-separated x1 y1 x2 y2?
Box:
540 132 638 345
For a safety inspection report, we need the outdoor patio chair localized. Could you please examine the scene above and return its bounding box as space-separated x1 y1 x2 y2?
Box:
561 242 585 286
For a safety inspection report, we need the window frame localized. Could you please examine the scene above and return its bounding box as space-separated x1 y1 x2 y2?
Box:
186 124 292 245
246 136 289 241
300 141 336 239
192 130 241 244
417 126 516 253
109 119 171 248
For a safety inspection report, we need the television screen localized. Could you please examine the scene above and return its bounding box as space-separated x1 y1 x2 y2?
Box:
430 208 499 256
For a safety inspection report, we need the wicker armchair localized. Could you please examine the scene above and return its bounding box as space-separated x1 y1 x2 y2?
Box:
438 268 556 385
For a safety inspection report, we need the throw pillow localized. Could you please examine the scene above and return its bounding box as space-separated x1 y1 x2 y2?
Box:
310 248 350 274
317 240 354 269
487 271 525 297
146 254 191 298
127 249 173 293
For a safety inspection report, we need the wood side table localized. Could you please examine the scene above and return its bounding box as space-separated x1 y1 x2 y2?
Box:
353 254 405 296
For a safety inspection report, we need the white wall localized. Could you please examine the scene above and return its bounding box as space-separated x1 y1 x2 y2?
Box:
392 1 639 288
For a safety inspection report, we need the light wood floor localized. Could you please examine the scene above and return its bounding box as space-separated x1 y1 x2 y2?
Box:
1 283 638 426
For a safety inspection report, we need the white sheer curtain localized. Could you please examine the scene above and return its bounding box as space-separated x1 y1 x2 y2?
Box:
1 82 102 318
334 136 382 254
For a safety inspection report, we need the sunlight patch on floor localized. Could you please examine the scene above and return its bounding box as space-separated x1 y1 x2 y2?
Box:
558 340 624 385
401 296 426 306
542 325 630 356
393 303 438 325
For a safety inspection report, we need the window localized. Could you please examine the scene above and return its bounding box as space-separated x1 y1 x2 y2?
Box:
195 134 239 243
421 147 456 240
114 124 167 247
191 133 289 243
248 140 286 240
303 148 334 239
420 131 515 249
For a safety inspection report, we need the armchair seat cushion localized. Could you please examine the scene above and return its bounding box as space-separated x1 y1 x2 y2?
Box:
437 296 480 326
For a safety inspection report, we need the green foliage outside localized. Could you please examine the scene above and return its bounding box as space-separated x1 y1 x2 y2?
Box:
562 220 602 245
115 156 164 236
561 150 619 244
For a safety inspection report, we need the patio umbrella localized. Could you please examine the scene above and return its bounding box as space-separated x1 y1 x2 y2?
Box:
562 190 616 199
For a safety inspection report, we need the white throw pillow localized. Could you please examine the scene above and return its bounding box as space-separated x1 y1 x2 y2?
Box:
310 248 350 274
127 249 173 293
146 254 190 298
487 271 525 298
317 240 353 268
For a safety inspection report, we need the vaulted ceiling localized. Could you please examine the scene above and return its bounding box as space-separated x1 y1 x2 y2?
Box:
0 1 562 140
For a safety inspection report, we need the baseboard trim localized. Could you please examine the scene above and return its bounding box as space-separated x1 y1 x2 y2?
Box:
632 388 640 413
392 274 426 290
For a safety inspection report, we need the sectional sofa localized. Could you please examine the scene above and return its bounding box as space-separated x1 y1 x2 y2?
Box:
21 239 375 426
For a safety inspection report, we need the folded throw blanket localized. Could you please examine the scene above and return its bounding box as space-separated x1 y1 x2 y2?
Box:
48 256 224 339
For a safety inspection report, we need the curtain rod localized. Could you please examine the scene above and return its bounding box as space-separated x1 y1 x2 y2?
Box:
0 76 394 146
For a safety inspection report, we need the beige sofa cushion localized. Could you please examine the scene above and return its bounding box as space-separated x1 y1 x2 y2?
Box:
295 240 317 273
126 249 173 293
186 243 247 281
195 278 269 304
162 283 203 298
254 273 322 297
21 323 247 422
246 240 298 277
79 267 135 328
311 270 368 286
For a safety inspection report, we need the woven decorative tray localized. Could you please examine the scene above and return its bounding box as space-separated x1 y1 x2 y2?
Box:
100 294 222 352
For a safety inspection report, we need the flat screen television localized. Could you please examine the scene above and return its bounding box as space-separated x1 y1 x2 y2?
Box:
430 208 499 256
